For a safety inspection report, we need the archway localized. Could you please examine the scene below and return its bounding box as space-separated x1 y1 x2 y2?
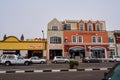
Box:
69 47 85 58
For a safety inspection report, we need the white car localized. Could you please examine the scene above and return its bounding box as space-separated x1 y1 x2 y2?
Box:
52 56 69 63
30 56 47 64
0 54 31 66
109 55 120 62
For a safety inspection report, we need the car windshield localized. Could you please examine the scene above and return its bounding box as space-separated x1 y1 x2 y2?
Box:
105 63 120 80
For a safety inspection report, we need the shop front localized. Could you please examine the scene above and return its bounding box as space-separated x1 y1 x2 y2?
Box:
0 36 47 58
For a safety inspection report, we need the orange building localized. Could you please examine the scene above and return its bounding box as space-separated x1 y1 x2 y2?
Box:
64 20 109 58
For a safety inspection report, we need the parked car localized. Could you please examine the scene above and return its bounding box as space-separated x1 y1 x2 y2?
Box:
102 63 120 80
0 54 31 66
29 56 47 64
109 55 120 62
52 56 70 63
82 56 102 63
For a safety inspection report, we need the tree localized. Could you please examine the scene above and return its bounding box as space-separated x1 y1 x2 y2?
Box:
20 34 24 41
3 34 7 40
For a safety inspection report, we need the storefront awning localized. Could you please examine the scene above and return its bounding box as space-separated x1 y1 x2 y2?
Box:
70 47 84 51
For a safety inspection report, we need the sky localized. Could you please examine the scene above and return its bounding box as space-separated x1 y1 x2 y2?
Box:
0 0 120 40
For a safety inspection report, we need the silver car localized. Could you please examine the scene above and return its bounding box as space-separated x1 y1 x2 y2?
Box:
30 56 47 64
109 55 120 62
52 56 69 63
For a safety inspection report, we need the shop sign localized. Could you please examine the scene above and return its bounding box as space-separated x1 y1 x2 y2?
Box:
29 45 42 49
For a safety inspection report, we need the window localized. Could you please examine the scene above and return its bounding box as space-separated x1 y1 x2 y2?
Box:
80 24 84 31
72 36 77 43
109 37 114 43
92 36 96 43
64 24 71 30
50 36 61 44
110 49 115 56
78 36 83 43
7 56 15 60
88 24 92 31
52 26 58 31
96 24 100 31
98 37 102 43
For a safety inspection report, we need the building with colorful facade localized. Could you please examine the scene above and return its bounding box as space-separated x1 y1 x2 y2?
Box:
0 36 47 58
0 18 119 60
47 18 110 60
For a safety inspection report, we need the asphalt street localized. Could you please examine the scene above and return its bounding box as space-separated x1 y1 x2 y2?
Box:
0 70 106 80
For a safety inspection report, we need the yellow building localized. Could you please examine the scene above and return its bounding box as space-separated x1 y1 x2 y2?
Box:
0 36 47 58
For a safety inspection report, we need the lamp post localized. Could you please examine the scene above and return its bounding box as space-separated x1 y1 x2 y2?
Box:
42 30 44 39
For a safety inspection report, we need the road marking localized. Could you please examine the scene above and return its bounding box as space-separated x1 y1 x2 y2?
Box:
34 70 43 73
85 68 93 71
16 71 25 73
100 68 108 70
52 69 60 72
69 69 77 72
0 71 6 73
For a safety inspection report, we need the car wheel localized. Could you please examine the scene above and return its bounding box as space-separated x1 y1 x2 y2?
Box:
87 61 90 63
54 61 57 64
5 61 11 66
65 61 69 63
24 61 30 66
41 61 44 64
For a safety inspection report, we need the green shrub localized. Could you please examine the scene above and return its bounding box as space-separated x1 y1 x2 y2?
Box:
69 60 79 69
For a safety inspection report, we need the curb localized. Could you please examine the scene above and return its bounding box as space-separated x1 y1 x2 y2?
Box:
0 68 111 74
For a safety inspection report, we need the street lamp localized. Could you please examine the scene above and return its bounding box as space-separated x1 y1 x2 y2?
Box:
42 30 44 39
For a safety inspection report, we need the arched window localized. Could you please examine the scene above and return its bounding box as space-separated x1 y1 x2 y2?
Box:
50 36 61 44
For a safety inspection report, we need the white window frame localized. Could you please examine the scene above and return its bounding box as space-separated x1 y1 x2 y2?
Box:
88 24 93 31
92 36 96 43
50 36 61 44
96 24 101 31
51 25 58 31
72 35 77 43
79 24 84 31
78 36 83 43
98 36 102 43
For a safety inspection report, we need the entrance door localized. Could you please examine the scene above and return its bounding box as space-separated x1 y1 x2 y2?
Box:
28 50 43 58
91 49 105 58
69 47 85 59
49 49 62 60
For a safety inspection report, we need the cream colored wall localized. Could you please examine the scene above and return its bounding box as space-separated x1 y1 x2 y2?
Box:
101 21 106 31
48 18 63 30
20 50 27 57
108 31 117 55
47 18 64 59
71 23 77 30
117 44 120 56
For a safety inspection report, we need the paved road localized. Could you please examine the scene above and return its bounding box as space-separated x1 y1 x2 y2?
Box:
0 62 117 70
0 70 106 80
